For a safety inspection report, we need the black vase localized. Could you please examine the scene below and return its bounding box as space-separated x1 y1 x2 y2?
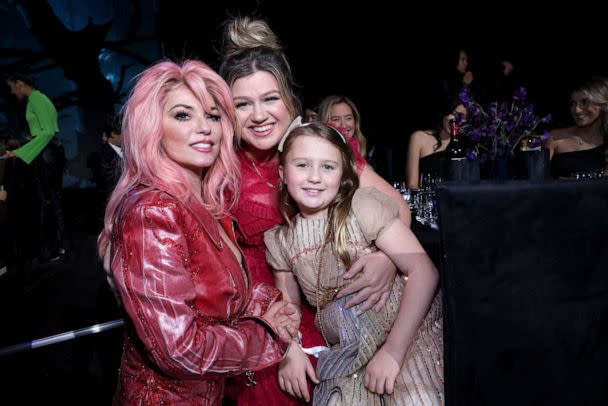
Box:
489 156 509 180
442 159 481 182
480 155 516 180
514 148 550 180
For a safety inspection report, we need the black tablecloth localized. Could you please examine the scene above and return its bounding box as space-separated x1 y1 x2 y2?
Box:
437 179 608 405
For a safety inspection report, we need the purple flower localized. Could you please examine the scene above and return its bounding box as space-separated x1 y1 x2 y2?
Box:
454 112 466 125
470 128 484 141
488 102 498 117
468 104 481 117
513 87 527 100
459 86 549 159
542 130 550 141
466 149 478 160
459 88 472 105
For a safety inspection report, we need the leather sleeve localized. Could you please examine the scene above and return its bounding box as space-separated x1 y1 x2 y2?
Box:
112 200 286 379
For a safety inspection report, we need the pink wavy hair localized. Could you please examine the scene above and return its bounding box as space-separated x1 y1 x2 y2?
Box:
98 60 240 256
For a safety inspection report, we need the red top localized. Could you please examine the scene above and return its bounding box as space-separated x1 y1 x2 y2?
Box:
346 134 367 173
232 152 283 288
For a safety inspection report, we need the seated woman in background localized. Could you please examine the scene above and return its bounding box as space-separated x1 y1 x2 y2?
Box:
405 100 467 189
318 95 367 158
547 77 608 178
318 94 411 225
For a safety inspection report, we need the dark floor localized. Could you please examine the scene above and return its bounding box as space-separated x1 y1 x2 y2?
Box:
0 188 123 405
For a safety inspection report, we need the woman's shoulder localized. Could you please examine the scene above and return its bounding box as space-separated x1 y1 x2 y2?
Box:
549 127 574 141
409 130 437 149
120 186 183 218
410 130 435 142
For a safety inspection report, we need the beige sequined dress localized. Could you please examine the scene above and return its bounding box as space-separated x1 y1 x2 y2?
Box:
265 187 444 405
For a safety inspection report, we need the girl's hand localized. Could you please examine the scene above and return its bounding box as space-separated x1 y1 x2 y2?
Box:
262 301 300 343
364 347 400 395
338 251 397 314
276 302 301 343
278 344 319 402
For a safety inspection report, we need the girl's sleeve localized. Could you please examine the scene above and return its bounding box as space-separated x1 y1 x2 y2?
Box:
352 187 400 242
264 225 291 271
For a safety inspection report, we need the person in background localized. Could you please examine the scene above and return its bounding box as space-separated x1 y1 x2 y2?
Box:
437 48 475 109
4 72 66 262
318 95 367 158
303 107 318 123
98 114 123 202
547 77 608 178
219 16 408 405
98 60 301 405
405 100 467 189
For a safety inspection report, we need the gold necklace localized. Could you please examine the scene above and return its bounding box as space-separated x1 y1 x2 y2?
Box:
246 155 276 189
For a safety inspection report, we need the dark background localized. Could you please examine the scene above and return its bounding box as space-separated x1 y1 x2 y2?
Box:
2 0 607 183
158 1 608 178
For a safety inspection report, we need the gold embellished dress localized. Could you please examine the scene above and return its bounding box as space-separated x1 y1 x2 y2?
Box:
265 187 444 405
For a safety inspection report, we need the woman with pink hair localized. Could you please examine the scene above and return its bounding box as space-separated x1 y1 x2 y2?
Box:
98 60 300 405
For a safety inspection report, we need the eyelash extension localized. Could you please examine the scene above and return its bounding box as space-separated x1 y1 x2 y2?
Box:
174 110 190 120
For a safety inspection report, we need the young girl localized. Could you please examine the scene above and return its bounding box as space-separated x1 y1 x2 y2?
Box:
264 122 444 405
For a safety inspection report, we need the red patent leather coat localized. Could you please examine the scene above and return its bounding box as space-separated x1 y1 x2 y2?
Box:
110 185 287 405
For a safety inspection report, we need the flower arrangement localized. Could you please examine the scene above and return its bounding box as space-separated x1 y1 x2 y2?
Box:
455 87 552 161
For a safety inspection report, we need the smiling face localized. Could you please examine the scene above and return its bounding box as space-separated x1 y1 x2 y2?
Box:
570 90 602 128
231 71 293 158
280 135 343 219
328 102 355 137
161 85 222 185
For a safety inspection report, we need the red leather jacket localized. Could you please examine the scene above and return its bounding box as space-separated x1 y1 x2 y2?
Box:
110 185 287 405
